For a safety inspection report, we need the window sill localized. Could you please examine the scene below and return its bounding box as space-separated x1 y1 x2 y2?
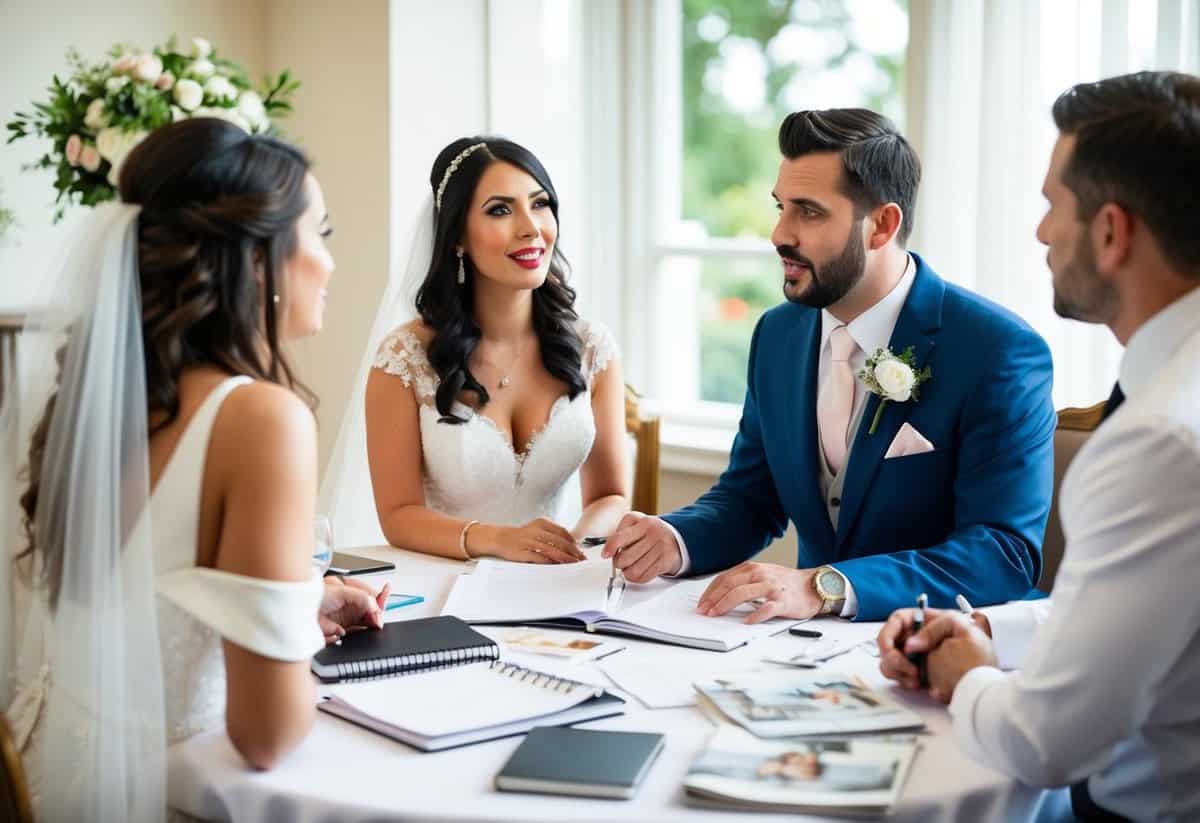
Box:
660 420 734 476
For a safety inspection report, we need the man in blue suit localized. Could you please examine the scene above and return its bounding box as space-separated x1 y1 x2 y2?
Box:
604 108 1055 622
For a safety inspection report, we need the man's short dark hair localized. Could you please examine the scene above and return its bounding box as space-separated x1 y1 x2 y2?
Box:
1052 71 1200 275
778 108 921 245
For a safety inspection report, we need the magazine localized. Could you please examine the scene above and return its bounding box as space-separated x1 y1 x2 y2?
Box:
684 725 919 816
694 671 924 736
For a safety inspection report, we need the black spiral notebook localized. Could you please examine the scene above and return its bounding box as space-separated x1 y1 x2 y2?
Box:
310 615 498 683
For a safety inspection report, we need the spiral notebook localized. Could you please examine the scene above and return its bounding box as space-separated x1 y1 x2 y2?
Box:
310 615 498 683
319 661 626 751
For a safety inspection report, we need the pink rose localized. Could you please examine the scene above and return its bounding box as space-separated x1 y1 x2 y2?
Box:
156 71 175 91
80 146 102 173
65 134 83 166
112 53 136 74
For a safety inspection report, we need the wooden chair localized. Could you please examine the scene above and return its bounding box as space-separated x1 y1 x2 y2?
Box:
1041 401 1106 593
624 384 661 514
0 711 34 823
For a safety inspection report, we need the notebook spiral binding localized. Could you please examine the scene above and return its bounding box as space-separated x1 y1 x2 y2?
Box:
488 660 597 694
335 642 500 681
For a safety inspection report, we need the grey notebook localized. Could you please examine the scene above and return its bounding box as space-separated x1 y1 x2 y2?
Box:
495 726 665 799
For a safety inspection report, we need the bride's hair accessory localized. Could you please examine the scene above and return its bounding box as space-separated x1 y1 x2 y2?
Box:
456 248 466 285
435 142 487 212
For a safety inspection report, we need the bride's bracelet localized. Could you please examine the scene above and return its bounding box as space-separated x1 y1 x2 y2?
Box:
459 520 480 560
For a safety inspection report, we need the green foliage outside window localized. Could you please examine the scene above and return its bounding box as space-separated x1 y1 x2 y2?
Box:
682 0 907 403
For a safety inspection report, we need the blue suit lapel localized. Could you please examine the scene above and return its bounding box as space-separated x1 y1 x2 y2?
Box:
782 311 835 554
834 256 945 549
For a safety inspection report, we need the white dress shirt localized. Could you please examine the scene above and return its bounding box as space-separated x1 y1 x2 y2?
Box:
669 257 916 619
949 284 1200 821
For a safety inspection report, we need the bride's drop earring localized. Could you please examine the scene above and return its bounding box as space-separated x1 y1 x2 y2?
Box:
456 249 466 285
273 294 280 304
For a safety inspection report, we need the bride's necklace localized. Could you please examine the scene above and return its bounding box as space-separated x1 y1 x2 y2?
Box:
480 336 527 390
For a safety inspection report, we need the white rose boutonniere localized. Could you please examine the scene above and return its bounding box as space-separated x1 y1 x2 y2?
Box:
857 346 932 435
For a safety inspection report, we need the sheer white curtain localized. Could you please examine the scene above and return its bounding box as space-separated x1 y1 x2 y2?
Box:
908 0 1200 408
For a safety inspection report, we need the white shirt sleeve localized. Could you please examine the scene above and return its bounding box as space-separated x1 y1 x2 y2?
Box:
947 418 1200 787
661 520 691 577
978 600 1053 670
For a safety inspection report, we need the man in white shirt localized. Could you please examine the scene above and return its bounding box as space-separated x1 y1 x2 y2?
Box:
878 71 1200 822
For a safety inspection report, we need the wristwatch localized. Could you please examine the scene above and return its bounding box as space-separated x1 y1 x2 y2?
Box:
813 565 847 615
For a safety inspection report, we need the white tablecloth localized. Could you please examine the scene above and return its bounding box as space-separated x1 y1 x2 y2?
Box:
168 547 1053 822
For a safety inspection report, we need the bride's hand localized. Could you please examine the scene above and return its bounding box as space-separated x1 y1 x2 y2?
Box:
476 518 586 564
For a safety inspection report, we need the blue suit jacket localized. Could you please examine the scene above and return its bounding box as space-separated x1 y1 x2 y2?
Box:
664 254 1056 620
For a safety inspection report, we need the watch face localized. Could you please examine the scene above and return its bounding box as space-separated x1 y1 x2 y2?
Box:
819 570 846 598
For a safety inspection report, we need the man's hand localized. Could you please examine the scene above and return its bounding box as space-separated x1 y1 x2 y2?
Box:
695 562 822 624
602 512 683 583
903 613 997 703
877 607 992 691
320 576 389 644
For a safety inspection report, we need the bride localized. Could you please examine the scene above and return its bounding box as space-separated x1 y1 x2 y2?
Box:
3 118 387 821
323 137 630 562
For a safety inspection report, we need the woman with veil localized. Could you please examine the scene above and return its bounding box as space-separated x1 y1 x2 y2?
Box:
2 118 389 822
322 137 630 562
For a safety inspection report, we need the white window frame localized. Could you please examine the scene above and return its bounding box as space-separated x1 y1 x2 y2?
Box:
603 0 922 471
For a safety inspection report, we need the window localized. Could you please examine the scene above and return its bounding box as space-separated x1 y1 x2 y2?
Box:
653 0 909 412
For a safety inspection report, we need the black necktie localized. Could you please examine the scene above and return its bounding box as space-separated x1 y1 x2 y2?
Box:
1100 381 1125 422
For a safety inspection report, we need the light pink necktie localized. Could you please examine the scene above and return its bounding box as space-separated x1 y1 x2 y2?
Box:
818 325 858 475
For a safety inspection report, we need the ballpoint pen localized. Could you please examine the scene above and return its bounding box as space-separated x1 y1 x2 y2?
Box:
955 594 974 616
907 593 929 687
586 536 627 612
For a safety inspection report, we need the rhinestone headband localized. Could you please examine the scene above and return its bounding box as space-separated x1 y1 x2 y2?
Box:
435 142 487 211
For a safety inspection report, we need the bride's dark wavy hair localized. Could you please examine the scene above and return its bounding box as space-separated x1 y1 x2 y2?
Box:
417 137 585 422
20 117 315 601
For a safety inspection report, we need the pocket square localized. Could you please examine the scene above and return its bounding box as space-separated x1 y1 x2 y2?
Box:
884 423 935 459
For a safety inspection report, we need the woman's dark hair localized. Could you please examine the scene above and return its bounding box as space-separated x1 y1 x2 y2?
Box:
416 136 584 422
778 108 921 245
1052 71 1200 274
20 117 315 600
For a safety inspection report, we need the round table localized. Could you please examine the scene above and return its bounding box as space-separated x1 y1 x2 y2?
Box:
168 546 1048 822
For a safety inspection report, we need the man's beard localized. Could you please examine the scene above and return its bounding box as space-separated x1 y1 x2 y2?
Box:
1052 232 1117 323
778 222 867 309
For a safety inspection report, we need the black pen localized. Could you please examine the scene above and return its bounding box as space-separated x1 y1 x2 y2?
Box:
907 593 929 687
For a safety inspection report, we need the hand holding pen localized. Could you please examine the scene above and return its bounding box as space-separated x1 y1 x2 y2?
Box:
580 536 626 612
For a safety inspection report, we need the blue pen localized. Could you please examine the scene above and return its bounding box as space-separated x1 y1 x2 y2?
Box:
385 593 424 611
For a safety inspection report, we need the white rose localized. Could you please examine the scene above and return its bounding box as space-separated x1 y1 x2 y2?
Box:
170 105 186 122
186 58 215 79
105 76 130 94
84 99 108 130
236 90 268 132
101 129 148 186
133 54 163 83
156 71 175 91
95 127 147 163
194 106 250 132
173 79 204 111
79 145 102 173
191 37 213 59
873 358 916 402
204 75 237 102
65 134 83 166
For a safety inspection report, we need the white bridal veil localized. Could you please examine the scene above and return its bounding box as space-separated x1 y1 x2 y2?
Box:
2 203 166 821
319 194 435 548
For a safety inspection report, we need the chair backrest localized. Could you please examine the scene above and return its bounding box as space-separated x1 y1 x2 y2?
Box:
1041 402 1106 593
0 711 34 823
624 384 661 515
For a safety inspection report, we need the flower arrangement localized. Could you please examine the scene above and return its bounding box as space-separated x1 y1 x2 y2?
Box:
857 346 932 434
5 36 300 221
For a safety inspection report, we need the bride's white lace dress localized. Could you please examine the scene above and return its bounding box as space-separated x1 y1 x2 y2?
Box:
371 318 618 527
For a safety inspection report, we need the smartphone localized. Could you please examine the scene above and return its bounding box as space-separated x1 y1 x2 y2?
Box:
326 551 396 576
